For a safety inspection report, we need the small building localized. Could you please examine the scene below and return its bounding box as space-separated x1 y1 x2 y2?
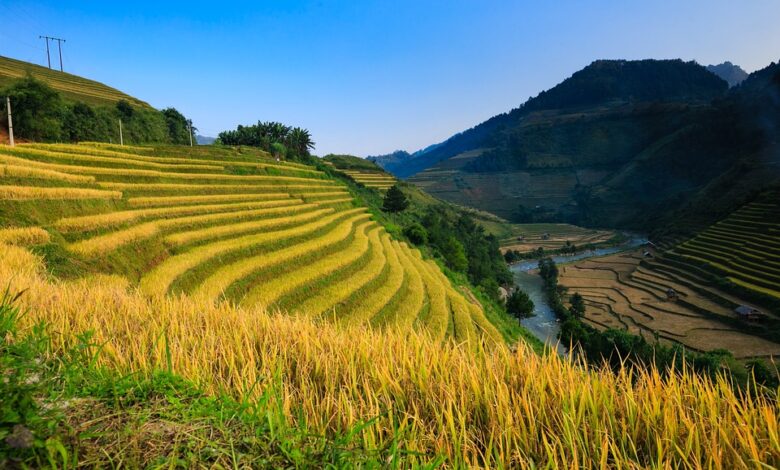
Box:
541 233 551 241
666 288 677 300
734 305 764 321
642 250 654 258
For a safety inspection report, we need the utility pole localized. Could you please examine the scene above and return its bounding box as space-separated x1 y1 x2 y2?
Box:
6 96 14 147
188 122 193 146
39 36 66 71
118 119 124 146
40 36 51 69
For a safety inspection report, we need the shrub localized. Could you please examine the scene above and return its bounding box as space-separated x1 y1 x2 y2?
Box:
381 185 409 213
403 223 428 245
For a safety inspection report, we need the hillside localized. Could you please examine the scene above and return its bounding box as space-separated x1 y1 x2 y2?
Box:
0 55 150 108
3 244 777 467
378 59 780 230
374 59 727 178
0 142 508 344
322 154 397 190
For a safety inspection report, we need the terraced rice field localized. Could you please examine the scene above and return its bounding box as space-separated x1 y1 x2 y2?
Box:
501 223 614 254
669 199 780 300
0 142 498 343
557 249 780 358
0 55 150 107
339 169 397 191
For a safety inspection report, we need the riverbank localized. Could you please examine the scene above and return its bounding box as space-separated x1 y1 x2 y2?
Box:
510 234 648 350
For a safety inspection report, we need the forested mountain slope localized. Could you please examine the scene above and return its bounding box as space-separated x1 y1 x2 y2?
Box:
376 59 779 230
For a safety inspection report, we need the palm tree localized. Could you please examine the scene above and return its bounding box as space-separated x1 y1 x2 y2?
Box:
287 127 315 157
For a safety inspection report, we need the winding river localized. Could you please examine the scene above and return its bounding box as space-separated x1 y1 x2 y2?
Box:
510 235 648 353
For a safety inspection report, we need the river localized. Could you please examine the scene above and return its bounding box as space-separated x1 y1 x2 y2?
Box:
510 234 648 353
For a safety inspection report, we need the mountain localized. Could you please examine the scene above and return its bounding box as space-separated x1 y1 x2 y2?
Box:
706 61 749 87
196 134 216 145
367 142 443 176
378 59 779 229
374 59 727 178
366 150 412 170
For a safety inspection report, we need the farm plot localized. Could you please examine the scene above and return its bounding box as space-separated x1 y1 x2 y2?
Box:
669 198 780 299
0 142 498 343
501 223 614 254
340 169 397 190
558 250 780 358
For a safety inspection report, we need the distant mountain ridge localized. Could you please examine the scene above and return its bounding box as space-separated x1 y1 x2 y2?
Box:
374 59 727 178
375 58 779 230
366 142 442 174
196 134 216 145
706 61 749 87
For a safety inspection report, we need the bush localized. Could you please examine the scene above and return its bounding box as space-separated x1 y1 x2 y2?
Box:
403 223 428 245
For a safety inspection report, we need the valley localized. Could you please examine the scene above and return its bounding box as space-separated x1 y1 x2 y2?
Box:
1 4 779 464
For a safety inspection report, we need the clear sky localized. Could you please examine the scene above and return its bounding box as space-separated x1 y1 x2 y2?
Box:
1 1 779 156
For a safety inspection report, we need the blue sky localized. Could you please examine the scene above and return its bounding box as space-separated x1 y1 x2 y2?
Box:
1 1 779 156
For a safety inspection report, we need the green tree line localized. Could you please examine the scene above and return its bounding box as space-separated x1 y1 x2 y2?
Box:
216 121 315 162
1 75 194 145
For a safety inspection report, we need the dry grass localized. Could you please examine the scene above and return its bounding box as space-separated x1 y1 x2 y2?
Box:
0 185 122 200
387 242 426 331
0 163 95 183
337 238 406 327
240 222 377 308
141 209 367 298
5 146 223 171
67 204 329 256
96 182 337 192
127 193 293 207
54 199 304 232
163 206 335 247
4 242 777 468
191 212 371 302
0 226 50 245
414 259 450 342
292 228 388 317
0 153 325 182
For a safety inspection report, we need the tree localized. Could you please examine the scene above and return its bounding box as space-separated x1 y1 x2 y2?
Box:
382 185 409 213
63 101 100 141
441 236 468 272
162 107 194 144
116 100 134 120
569 292 586 318
287 127 315 157
506 289 534 318
2 75 64 141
